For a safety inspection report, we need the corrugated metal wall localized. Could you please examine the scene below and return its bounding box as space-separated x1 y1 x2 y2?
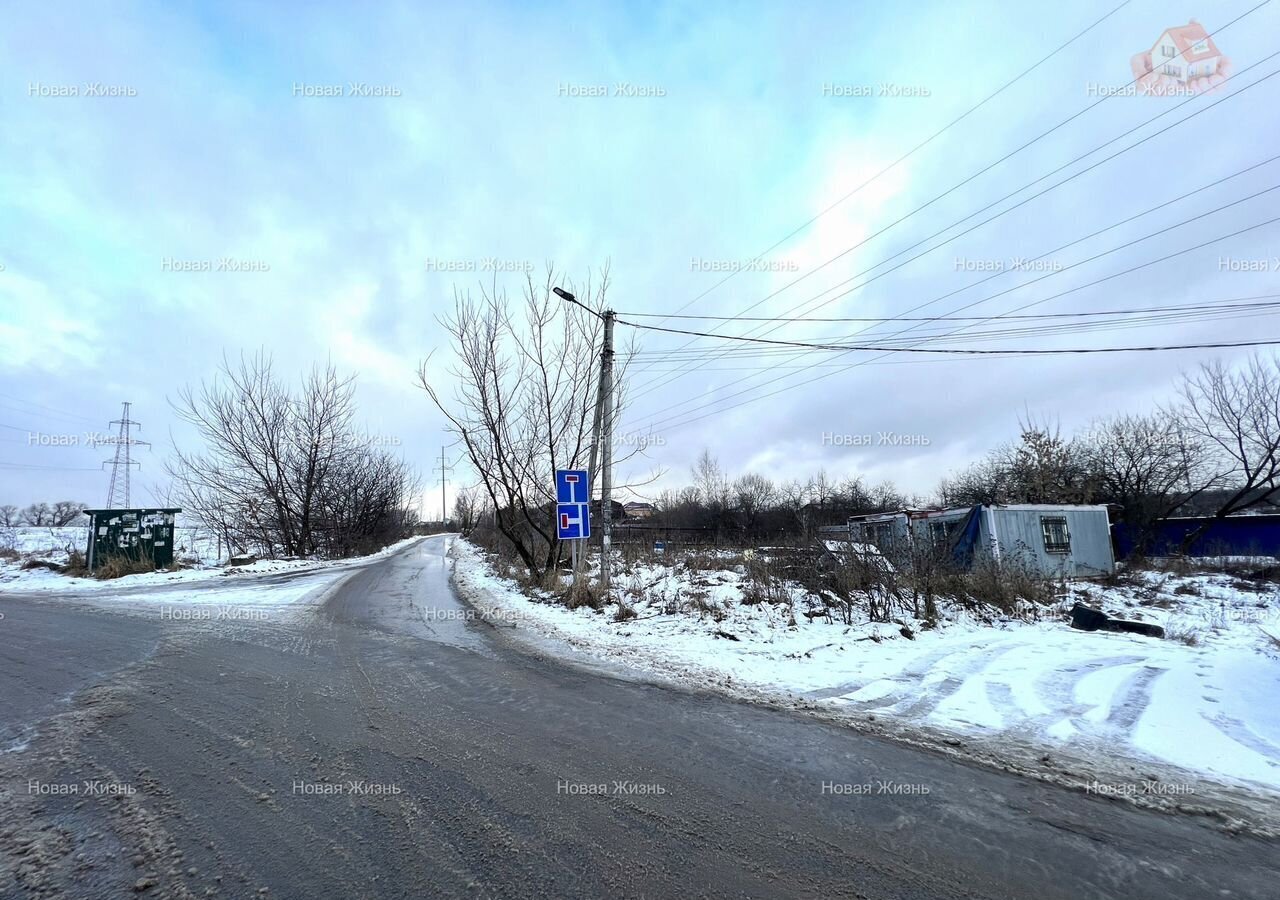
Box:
984 507 1114 577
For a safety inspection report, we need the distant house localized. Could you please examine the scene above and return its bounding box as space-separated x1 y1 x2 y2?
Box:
588 499 626 522
820 504 1115 578
1132 20 1224 86
623 501 656 520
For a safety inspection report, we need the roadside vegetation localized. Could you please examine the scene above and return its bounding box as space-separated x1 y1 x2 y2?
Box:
168 352 420 561
449 352 1280 621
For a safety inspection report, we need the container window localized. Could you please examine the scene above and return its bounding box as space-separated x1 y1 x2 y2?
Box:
1041 516 1070 553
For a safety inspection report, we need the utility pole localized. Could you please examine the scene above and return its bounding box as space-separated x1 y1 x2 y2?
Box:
553 286 614 593
103 401 150 508
598 309 616 592
579 356 606 587
434 446 453 528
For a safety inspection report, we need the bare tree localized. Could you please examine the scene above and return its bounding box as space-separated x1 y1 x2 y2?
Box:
1174 356 1280 547
938 456 1008 507
808 468 837 511
1082 413 1212 552
692 450 730 516
50 501 88 526
0 505 20 527
169 353 415 559
19 503 54 526
733 472 776 538
418 268 635 585
452 484 487 536
939 418 1092 506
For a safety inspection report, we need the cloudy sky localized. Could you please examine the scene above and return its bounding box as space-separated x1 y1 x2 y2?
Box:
2 0 1279 515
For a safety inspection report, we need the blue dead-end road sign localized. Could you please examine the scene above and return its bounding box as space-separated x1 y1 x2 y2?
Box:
555 469 591 540
556 469 589 504
557 503 590 540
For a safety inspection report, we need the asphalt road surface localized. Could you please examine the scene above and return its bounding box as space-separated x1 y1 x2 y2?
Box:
1 535 1277 899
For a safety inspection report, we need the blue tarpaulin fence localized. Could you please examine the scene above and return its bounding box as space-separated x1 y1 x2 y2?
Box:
1113 515 1280 558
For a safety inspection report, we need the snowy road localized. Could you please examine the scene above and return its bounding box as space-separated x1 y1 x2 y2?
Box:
450 541 1280 811
1 536 1277 898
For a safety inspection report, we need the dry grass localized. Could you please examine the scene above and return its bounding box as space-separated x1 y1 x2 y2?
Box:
1163 620 1203 646
92 555 159 580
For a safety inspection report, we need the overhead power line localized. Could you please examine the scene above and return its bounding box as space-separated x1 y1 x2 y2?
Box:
0 462 104 471
629 45 1280 398
622 171 1280 429
0 392 99 425
655 1 1137 327
623 305 1280 357
618 296 1280 325
623 212 1280 433
615 317 1280 354
620 92 1280 426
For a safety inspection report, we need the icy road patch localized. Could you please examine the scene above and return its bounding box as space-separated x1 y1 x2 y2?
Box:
450 540 1280 806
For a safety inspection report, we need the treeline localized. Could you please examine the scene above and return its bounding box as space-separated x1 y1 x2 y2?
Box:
0 501 88 527
432 272 1280 576
168 354 419 560
647 450 909 539
640 355 1280 555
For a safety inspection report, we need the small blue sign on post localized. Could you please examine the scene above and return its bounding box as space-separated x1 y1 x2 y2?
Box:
557 503 590 540
555 469 591 541
556 469 590 504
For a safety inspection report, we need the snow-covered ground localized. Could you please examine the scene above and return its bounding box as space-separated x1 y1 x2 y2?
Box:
1 524 219 562
450 540 1280 817
0 525 425 597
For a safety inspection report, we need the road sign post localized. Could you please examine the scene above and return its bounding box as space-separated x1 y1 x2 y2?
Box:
556 468 591 588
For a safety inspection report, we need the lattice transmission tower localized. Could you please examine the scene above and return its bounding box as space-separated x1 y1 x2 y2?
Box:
103 401 151 507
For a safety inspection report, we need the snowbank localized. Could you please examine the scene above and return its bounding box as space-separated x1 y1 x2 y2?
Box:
0 533 426 596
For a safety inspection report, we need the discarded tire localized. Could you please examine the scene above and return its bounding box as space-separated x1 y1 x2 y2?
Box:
1069 602 1165 639
1110 619 1165 639
1069 603 1110 632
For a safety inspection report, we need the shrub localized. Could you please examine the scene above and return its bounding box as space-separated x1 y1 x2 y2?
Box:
1164 620 1202 646
685 588 725 621
93 555 159 580
958 551 1059 615
63 550 89 577
563 579 602 611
